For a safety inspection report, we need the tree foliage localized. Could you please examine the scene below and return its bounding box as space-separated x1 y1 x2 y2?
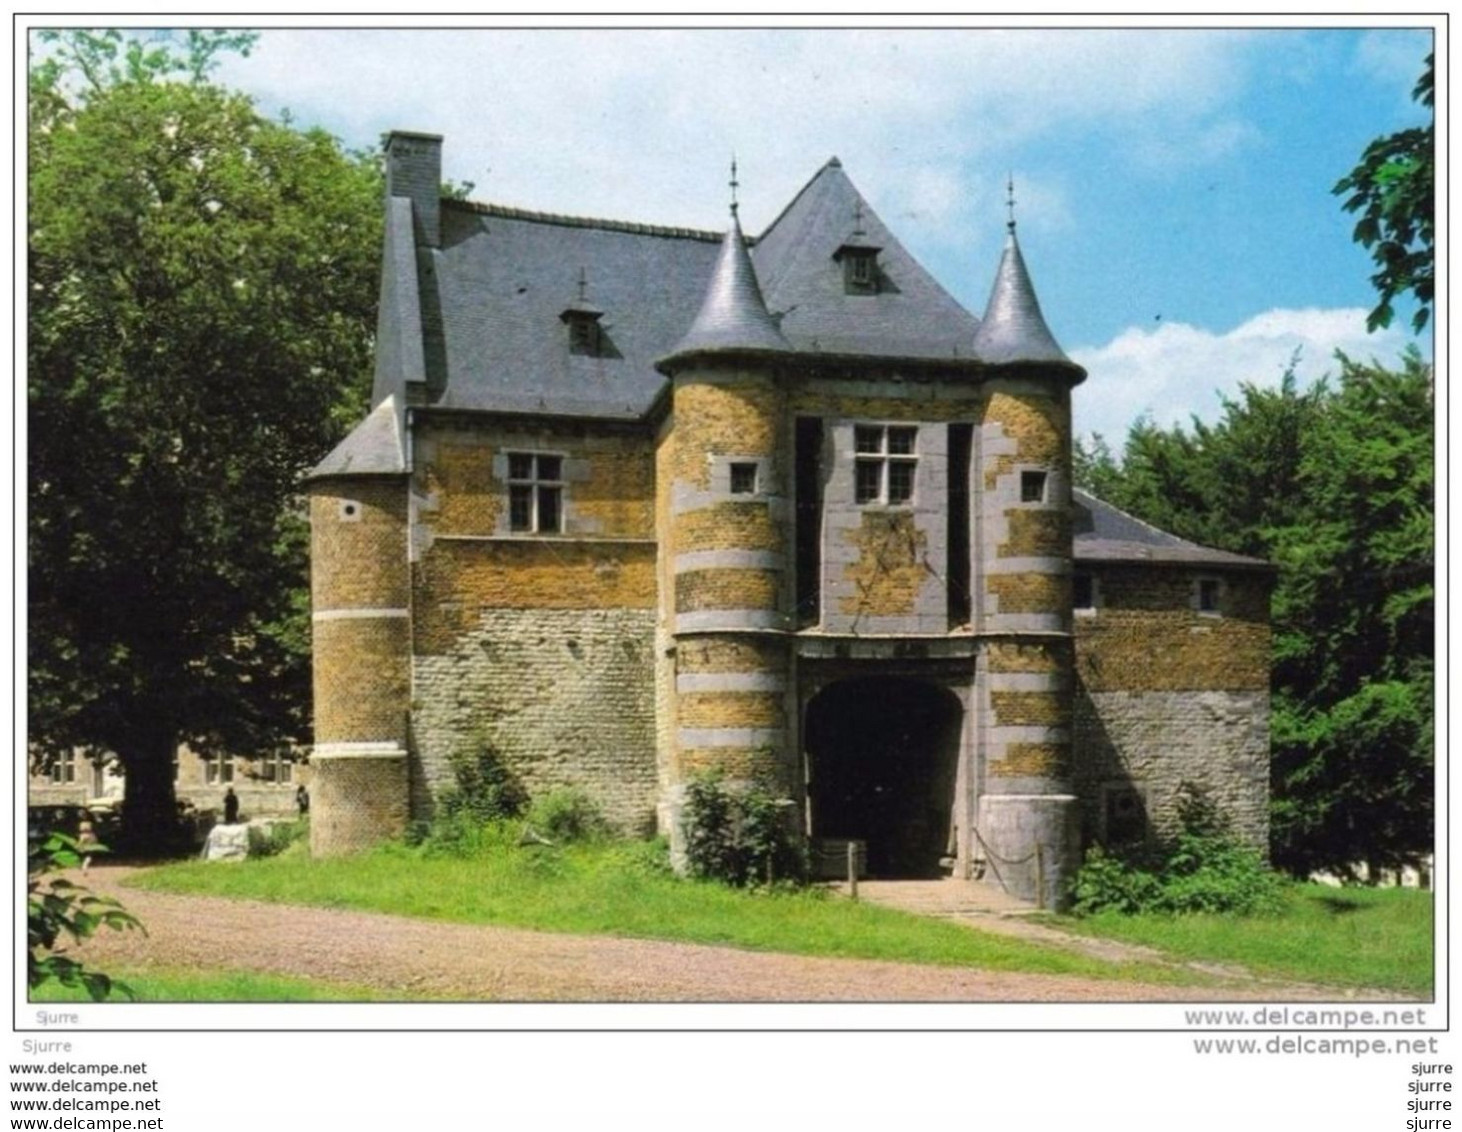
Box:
28 31 382 848
1334 53 1434 333
28 832 143 1000
1074 351 1433 878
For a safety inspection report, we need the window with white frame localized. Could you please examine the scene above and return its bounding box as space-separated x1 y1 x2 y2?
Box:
507 452 565 534
205 754 235 785
853 424 917 505
49 750 77 784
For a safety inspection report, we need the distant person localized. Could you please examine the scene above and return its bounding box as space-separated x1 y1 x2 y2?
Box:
77 815 99 874
295 784 309 817
223 786 239 825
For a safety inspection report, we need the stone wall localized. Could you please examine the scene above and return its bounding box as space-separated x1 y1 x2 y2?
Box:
412 607 659 834
789 376 980 635
311 750 409 856
1072 564 1272 847
408 418 660 832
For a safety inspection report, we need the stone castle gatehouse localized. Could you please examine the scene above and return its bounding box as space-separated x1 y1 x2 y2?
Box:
306 131 1272 905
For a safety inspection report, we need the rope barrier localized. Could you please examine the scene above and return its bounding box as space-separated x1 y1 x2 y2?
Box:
971 826 1038 866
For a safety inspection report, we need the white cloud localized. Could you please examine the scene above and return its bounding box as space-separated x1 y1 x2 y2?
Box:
1070 308 1417 445
213 27 1260 237
1351 29 1433 95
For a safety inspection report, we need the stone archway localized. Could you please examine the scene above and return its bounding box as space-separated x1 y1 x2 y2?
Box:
804 677 963 878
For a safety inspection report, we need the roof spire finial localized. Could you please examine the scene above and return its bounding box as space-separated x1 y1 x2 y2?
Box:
729 154 740 218
576 265 589 303
1006 173 1016 233
853 199 866 238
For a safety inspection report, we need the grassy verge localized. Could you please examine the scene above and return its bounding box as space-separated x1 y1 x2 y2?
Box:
129 831 1195 986
30 968 409 1003
1050 884 1432 995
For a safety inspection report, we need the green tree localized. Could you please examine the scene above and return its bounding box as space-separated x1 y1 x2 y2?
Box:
1266 352 1433 877
1334 52 1434 333
1076 353 1433 877
28 31 382 848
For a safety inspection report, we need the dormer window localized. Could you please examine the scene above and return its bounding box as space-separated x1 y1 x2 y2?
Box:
565 314 601 355
560 267 606 356
833 203 882 295
835 246 881 295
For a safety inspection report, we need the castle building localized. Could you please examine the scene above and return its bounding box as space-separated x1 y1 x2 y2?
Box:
306 131 1272 905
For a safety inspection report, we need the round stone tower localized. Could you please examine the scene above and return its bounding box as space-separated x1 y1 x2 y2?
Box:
971 208 1086 906
655 206 798 860
305 396 413 856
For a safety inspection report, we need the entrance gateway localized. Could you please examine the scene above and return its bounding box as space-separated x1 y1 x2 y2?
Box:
803 676 967 879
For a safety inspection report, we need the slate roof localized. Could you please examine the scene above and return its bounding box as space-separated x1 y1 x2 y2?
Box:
751 158 981 359
311 395 407 477
377 158 1009 423
972 226 1076 368
659 212 793 365
1073 488 1271 570
422 201 723 419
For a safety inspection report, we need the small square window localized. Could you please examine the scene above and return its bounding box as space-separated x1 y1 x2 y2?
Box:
536 454 562 481
508 452 535 481
854 426 883 454
1020 470 1047 503
729 463 758 495
1197 578 1222 614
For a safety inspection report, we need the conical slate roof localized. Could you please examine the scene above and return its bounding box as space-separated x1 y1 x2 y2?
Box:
971 226 1073 366
308 394 406 478
658 212 791 368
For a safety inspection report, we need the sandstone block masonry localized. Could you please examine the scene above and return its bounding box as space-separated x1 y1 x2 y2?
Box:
412 607 659 833
406 418 661 832
1072 565 1272 847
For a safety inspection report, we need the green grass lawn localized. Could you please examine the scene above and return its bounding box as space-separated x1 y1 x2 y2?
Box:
128 832 1193 986
1051 883 1433 995
126 833 1433 996
30 968 406 1003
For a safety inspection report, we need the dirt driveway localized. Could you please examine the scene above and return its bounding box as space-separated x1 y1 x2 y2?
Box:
67 866 1372 1004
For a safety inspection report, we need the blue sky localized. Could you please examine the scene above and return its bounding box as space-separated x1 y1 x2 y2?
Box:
199 23 1434 443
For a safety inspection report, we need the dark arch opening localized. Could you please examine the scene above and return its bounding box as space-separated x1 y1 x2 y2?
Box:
805 678 963 878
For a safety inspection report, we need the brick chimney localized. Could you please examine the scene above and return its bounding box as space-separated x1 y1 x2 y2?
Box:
385 130 443 248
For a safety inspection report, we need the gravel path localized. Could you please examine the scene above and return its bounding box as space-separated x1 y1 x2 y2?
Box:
68 866 1372 1003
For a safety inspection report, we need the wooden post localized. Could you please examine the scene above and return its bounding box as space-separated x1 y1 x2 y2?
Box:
1035 842 1046 909
847 841 858 901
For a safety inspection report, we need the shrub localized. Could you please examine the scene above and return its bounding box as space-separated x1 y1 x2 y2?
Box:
1071 785 1285 917
440 740 529 825
682 773 805 887
525 788 610 844
28 833 143 1001
616 836 673 878
246 819 308 859
420 739 529 853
